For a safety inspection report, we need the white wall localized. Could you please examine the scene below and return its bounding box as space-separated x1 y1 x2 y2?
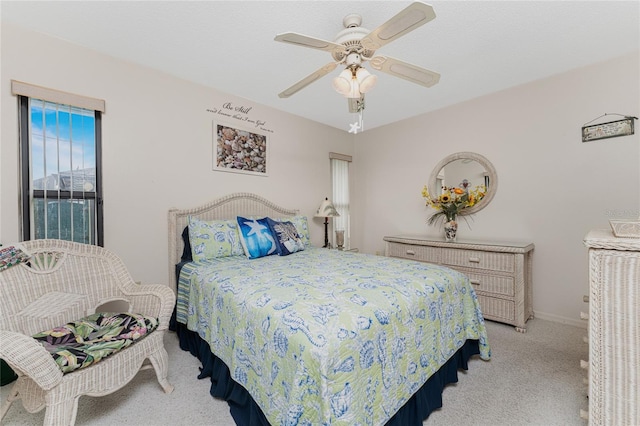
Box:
353 52 640 326
2 23 638 326
0 23 353 285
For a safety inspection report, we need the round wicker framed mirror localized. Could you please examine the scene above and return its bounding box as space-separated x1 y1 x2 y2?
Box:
427 152 498 216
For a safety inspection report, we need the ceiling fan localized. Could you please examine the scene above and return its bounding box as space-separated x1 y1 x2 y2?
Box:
274 1 440 113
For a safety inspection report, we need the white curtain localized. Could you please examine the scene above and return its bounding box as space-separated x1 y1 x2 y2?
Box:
331 156 350 249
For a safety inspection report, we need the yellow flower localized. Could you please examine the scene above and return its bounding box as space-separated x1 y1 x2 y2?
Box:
421 183 487 226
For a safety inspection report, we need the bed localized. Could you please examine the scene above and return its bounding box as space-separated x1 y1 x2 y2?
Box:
168 192 490 426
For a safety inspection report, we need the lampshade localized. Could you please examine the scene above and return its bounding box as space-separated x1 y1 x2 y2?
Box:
356 67 377 93
346 79 361 99
314 197 340 218
332 69 352 96
332 66 377 99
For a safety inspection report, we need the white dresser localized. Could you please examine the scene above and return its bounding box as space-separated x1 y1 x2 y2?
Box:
384 235 534 332
583 229 639 425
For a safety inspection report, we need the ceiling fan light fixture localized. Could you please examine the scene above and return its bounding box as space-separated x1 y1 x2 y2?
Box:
346 79 361 99
275 1 440 111
355 67 377 93
332 68 352 95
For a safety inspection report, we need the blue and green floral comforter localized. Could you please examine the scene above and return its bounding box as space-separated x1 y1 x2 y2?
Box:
177 248 490 426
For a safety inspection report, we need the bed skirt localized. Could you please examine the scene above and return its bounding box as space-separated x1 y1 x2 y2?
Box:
171 317 480 426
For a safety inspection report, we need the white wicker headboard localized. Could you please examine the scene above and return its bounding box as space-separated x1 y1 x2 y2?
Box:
168 192 298 293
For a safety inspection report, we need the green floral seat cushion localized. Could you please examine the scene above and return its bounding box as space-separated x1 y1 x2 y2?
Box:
32 312 158 374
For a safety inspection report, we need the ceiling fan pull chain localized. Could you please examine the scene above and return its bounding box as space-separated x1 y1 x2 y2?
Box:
348 99 365 134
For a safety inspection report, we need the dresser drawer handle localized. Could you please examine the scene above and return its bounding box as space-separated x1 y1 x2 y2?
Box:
468 257 481 263
405 250 416 256
469 279 481 286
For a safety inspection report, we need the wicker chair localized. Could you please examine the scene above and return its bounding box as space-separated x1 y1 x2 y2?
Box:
0 239 175 425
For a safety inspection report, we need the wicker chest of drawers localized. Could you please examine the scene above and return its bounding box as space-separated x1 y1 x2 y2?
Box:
384 235 534 332
583 230 639 425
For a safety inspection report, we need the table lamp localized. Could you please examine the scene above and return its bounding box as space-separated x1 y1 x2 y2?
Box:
314 197 339 248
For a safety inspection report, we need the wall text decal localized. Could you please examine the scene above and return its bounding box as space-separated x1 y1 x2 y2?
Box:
207 102 273 133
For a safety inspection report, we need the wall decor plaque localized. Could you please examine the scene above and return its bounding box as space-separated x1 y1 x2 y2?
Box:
582 117 635 142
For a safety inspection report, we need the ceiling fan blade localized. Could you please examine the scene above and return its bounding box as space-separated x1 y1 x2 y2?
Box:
360 2 436 51
369 55 440 88
278 62 338 98
275 32 346 56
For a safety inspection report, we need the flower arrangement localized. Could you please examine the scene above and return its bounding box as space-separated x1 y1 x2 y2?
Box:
421 183 486 225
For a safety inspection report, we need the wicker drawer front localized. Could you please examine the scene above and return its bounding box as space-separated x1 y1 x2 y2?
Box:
466 272 515 297
387 243 440 263
477 295 515 322
442 248 514 273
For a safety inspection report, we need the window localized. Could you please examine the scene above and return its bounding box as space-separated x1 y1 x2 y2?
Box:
330 152 352 249
14 82 104 245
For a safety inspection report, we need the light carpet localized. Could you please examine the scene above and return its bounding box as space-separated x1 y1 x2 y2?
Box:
0 318 589 425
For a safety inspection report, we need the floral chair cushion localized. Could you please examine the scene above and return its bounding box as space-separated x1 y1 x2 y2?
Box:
32 312 159 374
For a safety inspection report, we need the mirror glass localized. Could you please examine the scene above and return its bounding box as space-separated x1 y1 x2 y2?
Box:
428 152 498 216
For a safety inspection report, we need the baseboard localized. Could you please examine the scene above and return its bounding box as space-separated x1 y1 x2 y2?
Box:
533 310 588 329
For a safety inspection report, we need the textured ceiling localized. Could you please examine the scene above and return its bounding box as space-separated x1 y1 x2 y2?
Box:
2 1 639 132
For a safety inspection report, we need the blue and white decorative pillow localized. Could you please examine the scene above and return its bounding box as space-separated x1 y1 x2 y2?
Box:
188 216 244 262
278 215 311 247
236 216 277 259
267 218 305 256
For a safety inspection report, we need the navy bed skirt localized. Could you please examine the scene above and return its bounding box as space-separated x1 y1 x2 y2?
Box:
171 315 480 426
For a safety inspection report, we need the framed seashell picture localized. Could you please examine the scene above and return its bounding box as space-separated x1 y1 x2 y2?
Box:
213 122 269 176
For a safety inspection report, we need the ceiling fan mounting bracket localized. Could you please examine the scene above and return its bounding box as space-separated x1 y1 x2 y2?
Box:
332 14 375 62
342 13 362 28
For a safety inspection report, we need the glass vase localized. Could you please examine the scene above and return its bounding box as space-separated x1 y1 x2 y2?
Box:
444 219 458 242
335 230 345 250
